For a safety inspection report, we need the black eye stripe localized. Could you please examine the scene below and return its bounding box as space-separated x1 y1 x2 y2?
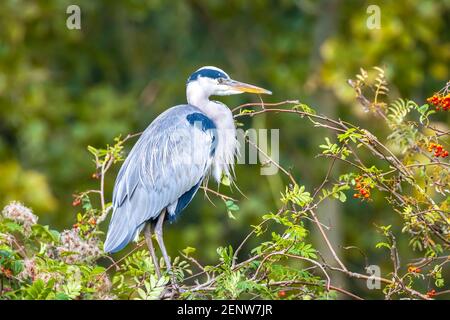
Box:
187 69 229 83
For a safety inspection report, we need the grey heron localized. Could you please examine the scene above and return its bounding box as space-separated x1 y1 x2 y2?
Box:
104 66 271 280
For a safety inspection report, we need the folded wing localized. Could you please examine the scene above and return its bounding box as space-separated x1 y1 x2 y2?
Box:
104 105 216 253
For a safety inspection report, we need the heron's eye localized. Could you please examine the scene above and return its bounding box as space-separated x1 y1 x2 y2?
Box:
217 78 224 84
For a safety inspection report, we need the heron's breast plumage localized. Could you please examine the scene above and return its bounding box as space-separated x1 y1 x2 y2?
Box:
204 101 238 183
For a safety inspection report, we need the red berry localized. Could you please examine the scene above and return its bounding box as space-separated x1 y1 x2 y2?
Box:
426 289 436 298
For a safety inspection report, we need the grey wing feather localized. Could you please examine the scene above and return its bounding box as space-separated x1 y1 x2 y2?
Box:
104 105 214 253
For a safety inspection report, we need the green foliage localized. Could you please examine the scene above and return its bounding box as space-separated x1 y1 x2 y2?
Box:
135 276 169 300
320 137 352 160
280 184 312 207
225 200 239 220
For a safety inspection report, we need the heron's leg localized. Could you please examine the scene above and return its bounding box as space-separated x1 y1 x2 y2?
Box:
154 210 172 275
144 222 161 279
155 210 184 298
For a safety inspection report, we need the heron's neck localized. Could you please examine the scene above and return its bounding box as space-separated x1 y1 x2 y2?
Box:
186 86 228 129
186 82 211 111
186 82 237 182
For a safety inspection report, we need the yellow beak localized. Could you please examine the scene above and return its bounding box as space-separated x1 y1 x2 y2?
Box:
225 79 272 95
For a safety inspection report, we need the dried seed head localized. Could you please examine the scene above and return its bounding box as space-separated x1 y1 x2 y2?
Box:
57 229 101 264
2 201 38 234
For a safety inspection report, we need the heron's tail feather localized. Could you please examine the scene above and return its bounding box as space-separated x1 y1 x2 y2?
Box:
104 185 156 253
103 201 135 253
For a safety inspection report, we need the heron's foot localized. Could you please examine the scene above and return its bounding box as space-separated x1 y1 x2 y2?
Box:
170 281 186 293
168 274 185 295
159 282 184 299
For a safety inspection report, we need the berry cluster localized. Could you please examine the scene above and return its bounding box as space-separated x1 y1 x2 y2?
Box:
427 81 450 111
426 289 436 298
72 197 81 207
73 217 97 229
407 266 421 274
428 143 449 158
0 266 13 278
427 94 450 111
353 176 372 200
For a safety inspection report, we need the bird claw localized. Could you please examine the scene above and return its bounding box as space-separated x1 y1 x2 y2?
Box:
159 282 184 300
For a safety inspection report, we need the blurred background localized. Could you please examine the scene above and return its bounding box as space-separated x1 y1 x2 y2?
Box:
0 0 449 297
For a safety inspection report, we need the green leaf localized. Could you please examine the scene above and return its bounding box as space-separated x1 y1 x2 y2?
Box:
55 292 71 300
221 175 231 186
3 221 23 233
31 224 60 242
339 192 347 203
11 260 24 275
87 145 98 156
182 246 196 257
90 266 106 276
375 242 391 250
280 184 312 207
225 200 239 211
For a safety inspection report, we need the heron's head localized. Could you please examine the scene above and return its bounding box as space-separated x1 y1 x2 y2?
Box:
186 66 272 99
